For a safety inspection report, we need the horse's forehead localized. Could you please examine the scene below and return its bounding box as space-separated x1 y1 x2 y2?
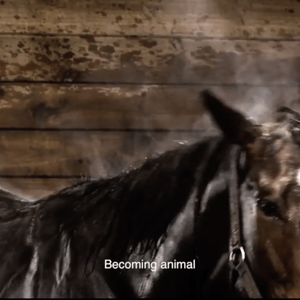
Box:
248 124 300 196
251 122 298 160
259 122 291 137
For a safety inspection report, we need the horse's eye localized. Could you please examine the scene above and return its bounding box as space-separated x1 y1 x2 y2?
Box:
257 199 280 218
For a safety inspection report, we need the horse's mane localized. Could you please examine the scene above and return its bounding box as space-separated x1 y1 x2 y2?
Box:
33 135 224 274
0 189 35 223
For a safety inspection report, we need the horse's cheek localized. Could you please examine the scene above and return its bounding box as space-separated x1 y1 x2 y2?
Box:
255 216 291 285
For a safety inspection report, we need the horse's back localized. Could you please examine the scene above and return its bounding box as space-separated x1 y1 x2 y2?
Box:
0 134 228 298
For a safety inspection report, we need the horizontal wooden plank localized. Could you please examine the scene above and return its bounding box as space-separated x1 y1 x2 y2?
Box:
0 178 73 200
1 35 300 84
0 0 300 39
0 84 300 129
0 84 207 130
0 131 210 177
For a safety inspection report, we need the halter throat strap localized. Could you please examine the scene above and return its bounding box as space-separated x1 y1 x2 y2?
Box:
228 146 262 298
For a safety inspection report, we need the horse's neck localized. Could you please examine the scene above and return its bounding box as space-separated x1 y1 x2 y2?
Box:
195 143 234 297
99 182 199 298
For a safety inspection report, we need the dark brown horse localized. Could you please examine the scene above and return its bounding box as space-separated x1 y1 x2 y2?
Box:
1 90 300 298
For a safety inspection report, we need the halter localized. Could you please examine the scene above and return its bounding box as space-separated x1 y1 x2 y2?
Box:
228 146 262 298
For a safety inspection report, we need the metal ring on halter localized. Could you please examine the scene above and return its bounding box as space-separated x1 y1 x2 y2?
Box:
229 246 246 269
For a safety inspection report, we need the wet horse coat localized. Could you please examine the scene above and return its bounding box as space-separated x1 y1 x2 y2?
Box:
0 132 242 298
1 90 300 298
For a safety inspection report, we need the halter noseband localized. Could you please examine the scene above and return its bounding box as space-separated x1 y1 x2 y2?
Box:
228 146 262 298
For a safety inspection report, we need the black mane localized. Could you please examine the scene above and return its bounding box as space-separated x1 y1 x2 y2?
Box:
30 135 224 274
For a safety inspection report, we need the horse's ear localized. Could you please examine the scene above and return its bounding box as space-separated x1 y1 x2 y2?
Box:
201 90 259 147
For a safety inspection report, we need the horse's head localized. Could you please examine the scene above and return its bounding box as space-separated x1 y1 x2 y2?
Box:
202 90 300 298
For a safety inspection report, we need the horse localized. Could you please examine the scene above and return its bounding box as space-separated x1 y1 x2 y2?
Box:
1 89 300 298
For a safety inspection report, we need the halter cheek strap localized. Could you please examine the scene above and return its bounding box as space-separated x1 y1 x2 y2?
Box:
228 146 262 298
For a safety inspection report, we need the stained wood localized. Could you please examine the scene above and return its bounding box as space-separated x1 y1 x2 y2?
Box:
1 0 299 202
0 0 299 39
0 84 299 129
1 35 300 84
0 178 74 200
0 131 209 177
0 84 207 130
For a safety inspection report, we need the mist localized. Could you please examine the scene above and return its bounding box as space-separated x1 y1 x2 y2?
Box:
1 0 300 201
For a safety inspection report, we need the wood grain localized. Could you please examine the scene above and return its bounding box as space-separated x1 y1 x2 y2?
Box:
0 178 74 200
1 35 300 84
0 84 299 129
0 0 299 39
0 131 208 177
1 0 300 202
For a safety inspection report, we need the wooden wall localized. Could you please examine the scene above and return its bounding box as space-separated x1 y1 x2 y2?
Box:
0 0 300 200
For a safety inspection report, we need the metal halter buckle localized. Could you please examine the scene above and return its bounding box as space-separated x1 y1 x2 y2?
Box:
229 246 245 270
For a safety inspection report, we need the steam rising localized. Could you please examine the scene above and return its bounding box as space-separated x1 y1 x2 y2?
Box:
2 1 300 203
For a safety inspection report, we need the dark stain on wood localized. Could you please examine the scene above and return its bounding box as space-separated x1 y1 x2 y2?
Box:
53 50 62 57
272 43 284 51
164 52 187 70
139 39 158 48
134 18 143 24
61 44 71 50
17 42 25 48
256 28 264 35
73 57 90 64
43 43 52 56
243 30 250 38
30 99 68 124
0 1 5 5
120 51 142 65
234 44 245 52
116 15 123 22
99 45 115 54
34 53 56 65
79 35 96 43
62 51 75 59
14 15 20 19
278 28 292 37
88 44 98 53
191 45 219 64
